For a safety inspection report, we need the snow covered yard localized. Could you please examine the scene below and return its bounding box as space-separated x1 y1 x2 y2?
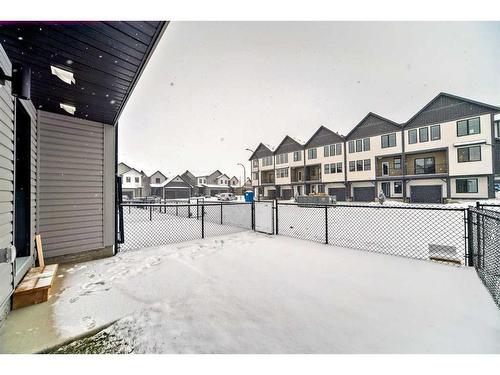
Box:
1 231 499 354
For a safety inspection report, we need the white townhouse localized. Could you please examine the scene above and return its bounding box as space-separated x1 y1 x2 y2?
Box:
402 93 500 202
345 113 403 201
250 143 276 198
273 136 305 199
249 92 500 203
303 127 346 199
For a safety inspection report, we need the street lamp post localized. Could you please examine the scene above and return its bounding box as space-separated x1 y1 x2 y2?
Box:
236 163 246 189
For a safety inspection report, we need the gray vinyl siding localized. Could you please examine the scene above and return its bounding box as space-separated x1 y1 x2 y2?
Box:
0 45 14 308
38 111 105 258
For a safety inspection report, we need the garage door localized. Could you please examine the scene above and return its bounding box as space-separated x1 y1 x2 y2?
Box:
166 189 190 199
410 185 442 203
267 190 277 199
281 189 293 200
353 187 375 202
328 188 346 201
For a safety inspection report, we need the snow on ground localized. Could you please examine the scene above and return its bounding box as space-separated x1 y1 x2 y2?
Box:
3 231 499 353
278 203 467 263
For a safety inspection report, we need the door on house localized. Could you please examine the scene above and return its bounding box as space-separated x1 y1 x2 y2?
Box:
381 182 391 197
297 186 302 196
14 100 32 262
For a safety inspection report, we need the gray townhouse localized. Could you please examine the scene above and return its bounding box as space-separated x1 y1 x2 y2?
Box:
250 92 500 203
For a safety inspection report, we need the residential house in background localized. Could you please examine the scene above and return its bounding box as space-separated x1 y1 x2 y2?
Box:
250 93 500 203
118 163 149 199
163 175 193 199
149 170 168 197
193 170 232 197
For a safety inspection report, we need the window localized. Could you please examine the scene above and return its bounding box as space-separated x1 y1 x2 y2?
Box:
408 129 417 144
349 161 355 171
495 120 500 139
324 164 330 174
293 151 301 162
356 160 363 171
198 178 203 184
363 159 371 171
394 157 401 170
394 181 402 194
348 141 354 153
308 148 317 159
155 177 161 183
318 185 325 193
355 139 363 152
135 177 139 183
276 168 289 178
126 177 131 183
456 178 478 193
430 124 441 141
252 172 258 180
457 117 480 136
457 145 481 162
336 143 342 155
381 133 396 148
276 153 288 164
262 156 273 166
415 157 435 174
419 127 429 142
363 138 370 151
336 162 342 173
324 145 330 157
253 159 258 168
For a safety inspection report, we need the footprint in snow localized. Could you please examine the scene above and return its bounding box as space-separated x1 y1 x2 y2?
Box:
82 316 96 330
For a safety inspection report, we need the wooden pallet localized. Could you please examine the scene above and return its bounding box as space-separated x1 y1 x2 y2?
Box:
12 234 59 309
12 264 58 309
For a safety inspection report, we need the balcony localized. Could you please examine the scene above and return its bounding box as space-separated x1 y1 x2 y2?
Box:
291 166 305 183
261 171 275 185
305 165 321 182
406 162 448 176
405 150 448 176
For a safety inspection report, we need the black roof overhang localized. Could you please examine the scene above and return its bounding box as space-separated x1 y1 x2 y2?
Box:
0 21 168 125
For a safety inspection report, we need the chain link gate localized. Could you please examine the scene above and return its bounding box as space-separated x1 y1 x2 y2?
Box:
253 201 274 234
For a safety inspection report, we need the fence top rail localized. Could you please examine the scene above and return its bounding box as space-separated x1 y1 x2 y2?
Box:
121 202 252 208
471 207 500 221
276 201 468 212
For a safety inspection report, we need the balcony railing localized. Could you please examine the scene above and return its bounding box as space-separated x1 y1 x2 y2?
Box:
261 176 275 184
376 167 403 178
406 162 448 176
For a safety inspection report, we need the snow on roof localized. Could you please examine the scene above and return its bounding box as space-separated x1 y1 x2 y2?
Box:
289 136 305 145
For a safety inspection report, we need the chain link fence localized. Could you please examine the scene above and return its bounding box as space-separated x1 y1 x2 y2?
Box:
277 202 468 265
469 207 500 307
119 202 253 251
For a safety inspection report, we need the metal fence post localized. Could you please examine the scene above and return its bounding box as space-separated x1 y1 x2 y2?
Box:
196 199 199 220
220 202 223 225
466 208 474 267
149 205 152 221
251 200 255 230
275 199 279 235
201 204 205 239
325 205 329 244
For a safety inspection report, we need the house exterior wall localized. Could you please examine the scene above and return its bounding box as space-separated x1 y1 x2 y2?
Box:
150 172 166 185
405 113 493 176
347 131 402 182
0 46 14 318
38 110 114 260
122 170 143 191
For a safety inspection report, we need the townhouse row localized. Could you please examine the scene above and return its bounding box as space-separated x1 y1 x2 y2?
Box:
249 93 500 203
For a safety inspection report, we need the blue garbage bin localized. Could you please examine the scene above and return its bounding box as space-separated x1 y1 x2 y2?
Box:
244 190 254 202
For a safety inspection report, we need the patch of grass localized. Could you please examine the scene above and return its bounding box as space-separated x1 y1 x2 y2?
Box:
48 330 130 354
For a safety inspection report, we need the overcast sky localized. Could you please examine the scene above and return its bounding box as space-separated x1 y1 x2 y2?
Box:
118 21 500 180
